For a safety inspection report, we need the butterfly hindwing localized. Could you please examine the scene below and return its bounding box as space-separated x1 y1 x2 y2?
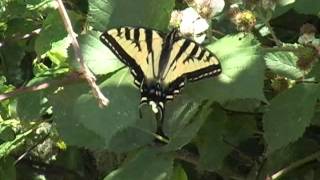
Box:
161 38 222 97
100 27 164 86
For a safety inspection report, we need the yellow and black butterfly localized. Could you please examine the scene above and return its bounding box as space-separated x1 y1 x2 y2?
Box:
100 27 221 123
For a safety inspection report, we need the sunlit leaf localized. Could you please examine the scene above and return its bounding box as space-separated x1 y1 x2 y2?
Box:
88 0 175 31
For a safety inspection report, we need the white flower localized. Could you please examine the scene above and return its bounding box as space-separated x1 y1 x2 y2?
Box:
298 33 316 45
169 10 183 28
195 0 225 18
179 7 209 43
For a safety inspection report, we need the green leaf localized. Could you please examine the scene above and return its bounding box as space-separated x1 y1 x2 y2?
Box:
274 0 320 17
35 10 80 57
196 106 230 171
170 164 188 180
0 156 16 180
51 68 156 152
222 99 261 113
161 100 212 151
0 128 33 158
0 41 26 86
104 148 174 180
0 125 15 142
5 18 39 37
3 1 29 19
185 33 266 103
265 49 303 80
16 77 52 121
88 0 175 31
195 106 257 171
263 83 319 154
16 92 42 121
70 31 124 75
293 0 320 15
35 10 68 56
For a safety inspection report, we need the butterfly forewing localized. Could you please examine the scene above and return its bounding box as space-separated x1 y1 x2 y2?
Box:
161 38 221 93
100 27 164 86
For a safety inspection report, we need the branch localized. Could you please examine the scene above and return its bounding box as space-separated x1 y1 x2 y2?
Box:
271 150 320 179
15 132 50 165
55 0 109 107
175 149 199 166
263 46 300 53
18 158 85 179
0 28 41 48
0 72 81 101
220 106 263 116
265 21 282 47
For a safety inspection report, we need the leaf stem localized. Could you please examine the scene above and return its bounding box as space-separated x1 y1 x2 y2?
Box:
271 150 320 179
263 46 300 53
265 21 282 47
175 149 199 165
55 0 109 107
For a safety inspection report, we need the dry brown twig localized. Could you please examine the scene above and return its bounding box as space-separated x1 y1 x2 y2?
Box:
55 0 109 107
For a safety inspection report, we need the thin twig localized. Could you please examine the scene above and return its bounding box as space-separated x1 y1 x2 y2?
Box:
220 106 263 116
0 28 41 48
222 137 255 163
271 150 320 179
175 149 199 165
0 72 81 101
265 21 282 47
15 133 50 165
55 0 109 107
18 158 85 179
262 46 300 53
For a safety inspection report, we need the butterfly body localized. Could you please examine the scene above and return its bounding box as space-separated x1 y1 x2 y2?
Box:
100 27 221 122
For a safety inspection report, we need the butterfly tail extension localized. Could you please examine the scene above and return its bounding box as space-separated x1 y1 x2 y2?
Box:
138 98 167 135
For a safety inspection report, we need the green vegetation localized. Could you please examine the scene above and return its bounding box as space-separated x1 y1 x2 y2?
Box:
0 0 320 179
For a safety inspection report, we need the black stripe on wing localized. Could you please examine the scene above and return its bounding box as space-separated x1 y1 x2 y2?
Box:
100 27 145 85
164 39 222 98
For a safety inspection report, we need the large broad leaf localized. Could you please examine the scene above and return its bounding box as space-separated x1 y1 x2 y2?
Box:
196 105 257 171
16 77 54 121
0 124 15 142
170 164 188 180
265 49 304 80
104 148 174 180
88 0 175 31
35 10 81 58
161 100 213 151
0 156 16 180
0 41 26 86
0 128 33 159
184 33 266 103
5 18 39 37
51 68 156 152
263 83 319 154
35 10 68 56
70 31 123 75
273 0 320 17
196 106 230 171
293 0 320 15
